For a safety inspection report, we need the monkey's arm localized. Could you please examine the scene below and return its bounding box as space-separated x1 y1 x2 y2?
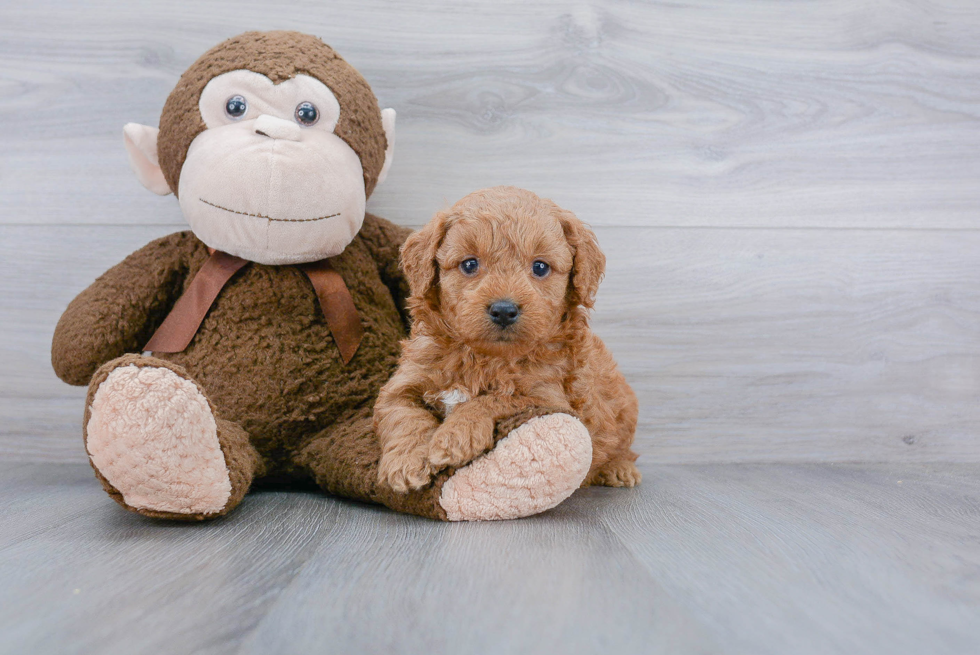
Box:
359 213 413 331
51 231 203 386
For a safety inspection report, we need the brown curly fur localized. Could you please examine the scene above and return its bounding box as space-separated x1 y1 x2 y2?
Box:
374 187 640 492
51 216 461 520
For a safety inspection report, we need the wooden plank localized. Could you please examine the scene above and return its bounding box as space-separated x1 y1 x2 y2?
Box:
2 462 978 654
237 490 715 655
598 463 980 655
2 0 980 228
3 224 978 463
595 226 980 462
0 465 342 655
0 463 106 551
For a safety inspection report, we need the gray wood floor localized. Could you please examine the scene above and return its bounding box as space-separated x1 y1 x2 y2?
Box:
2 0 980 653
1 461 978 655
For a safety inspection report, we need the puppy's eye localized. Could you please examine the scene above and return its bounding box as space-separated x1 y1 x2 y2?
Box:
532 260 551 278
225 95 247 119
295 101 319 126
459 258 480 276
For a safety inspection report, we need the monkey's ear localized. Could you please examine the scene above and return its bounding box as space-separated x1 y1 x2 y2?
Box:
400 210 451 301
376 108 396 186
122 123 172 196
557 208 605 309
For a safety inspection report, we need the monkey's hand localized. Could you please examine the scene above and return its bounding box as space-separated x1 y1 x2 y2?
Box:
51 232 198 386
428 403 496 469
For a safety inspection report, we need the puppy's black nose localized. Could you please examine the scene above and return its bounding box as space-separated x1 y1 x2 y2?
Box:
488 300 521 328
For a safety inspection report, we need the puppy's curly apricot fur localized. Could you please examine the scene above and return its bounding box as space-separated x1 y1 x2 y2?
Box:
375 187 639 492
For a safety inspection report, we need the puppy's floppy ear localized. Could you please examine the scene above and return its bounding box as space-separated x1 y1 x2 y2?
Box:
401 210 453 301
557 208 605 309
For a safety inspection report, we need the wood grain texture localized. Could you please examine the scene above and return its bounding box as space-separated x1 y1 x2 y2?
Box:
1 0 980 228
3 4 980 655
1 462 977 655
1 1 979 462
4 225 978 463
0 464 341 655
600 462 980 655
238 492 714 655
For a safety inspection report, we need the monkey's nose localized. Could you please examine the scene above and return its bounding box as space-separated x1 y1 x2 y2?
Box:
487 300 521 328
254 114 301 142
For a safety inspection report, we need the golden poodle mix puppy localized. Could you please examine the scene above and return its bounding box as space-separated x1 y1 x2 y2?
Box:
375 186 639 496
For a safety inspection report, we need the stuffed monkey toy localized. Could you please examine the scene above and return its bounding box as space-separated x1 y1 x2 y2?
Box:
51 31 594 521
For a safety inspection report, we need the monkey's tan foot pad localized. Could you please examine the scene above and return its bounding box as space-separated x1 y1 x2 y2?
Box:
439 413 592 521
86 364 232 516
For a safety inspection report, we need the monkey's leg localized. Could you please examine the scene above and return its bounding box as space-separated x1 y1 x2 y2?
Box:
437 409 593 521
84 354 263 521
293 408 447 519
295 407 592 521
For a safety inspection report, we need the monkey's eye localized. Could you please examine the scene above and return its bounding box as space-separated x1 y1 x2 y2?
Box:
224 95 247 119
459 258 480 276
532 261 551 278
295 102 319 126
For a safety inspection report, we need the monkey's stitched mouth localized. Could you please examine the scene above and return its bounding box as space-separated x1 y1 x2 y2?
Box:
199 198 340 223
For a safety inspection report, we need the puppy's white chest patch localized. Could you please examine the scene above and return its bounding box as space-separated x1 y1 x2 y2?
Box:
438 389 471 416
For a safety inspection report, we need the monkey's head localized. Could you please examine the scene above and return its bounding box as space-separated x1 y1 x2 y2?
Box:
124 31 395 265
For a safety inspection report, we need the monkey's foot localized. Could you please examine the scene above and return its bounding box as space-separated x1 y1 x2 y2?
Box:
438 413 593 521
85 358 233 518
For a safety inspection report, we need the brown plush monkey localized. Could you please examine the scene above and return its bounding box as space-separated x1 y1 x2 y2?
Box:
51 31 594 521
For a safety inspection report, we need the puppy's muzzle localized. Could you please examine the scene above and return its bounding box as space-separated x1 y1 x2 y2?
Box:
487 300 521 328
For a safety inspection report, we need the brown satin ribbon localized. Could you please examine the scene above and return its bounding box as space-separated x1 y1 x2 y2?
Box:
144 250 363 364
298 259 364 364
144 251 249 353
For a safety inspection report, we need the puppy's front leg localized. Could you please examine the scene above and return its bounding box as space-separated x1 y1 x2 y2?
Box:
429 394 547 468
428 400 496 468
375 370 440 492
377 419 438 492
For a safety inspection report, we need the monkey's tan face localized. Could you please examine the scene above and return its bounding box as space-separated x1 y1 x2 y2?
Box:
177 71 367 265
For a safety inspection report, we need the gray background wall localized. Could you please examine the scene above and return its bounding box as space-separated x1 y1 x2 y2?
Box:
2 0 979 464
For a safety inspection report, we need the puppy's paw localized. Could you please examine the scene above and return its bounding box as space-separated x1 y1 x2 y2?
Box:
587 459 642 488
428 415 495 468
378 446 434 493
